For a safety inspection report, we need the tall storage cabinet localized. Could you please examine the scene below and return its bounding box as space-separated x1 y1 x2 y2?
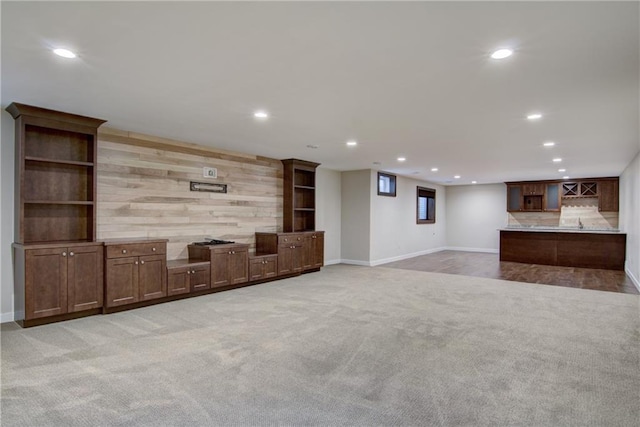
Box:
8 103 107 326
282 159 320 232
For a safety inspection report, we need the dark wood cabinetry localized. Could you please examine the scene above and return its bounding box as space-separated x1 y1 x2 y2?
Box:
249 255 278 281
500 230 626 270
8 104 107 326
598 179 619 212
507 177 619 213
13 242 103 326
104 240 167 308
167 260 211 296
255 231 324 276
7 103 106 244
282 159 320 232
188 243 249 288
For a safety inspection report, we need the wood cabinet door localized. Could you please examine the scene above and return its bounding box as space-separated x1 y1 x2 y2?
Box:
263 257 278 278
229 248 248 285
105 257 139 307
292 245 304 273
67 245 103 313
523 183 544 195
249 258 265 281
543 183 561 212
167 266 190 296
190 265 211 292
598 180 619 212
303 235 314 270
211 250 230 287
312 233 324 268
138 255 167 301
507 185 523 212
278 245 294 275
25 247 68 319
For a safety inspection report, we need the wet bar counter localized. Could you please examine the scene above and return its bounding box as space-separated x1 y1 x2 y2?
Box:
499 229 626 270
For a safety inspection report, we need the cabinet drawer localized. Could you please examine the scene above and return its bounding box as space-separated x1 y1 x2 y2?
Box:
210 245 248 255
278 234 304 245
106 242 166 259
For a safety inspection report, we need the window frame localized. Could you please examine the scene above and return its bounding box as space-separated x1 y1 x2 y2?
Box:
377 172 397 197
416 186 436 224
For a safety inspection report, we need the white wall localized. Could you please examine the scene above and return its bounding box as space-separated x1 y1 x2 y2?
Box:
340 170 371 264
316 167 341 265
446 184 507 253
1 110 16 322
370 173 447 264
619 152 640 290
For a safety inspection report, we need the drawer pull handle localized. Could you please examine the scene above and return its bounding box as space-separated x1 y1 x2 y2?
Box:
69 252 74 257
122 249 127 254
62 252 67 257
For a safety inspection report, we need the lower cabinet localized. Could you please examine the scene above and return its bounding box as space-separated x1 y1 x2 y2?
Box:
256 231 324 276
249 255 278 281
304 231 324 270
188 243 250 288
104 240 168 308
167 260 211 296
14 243 104 322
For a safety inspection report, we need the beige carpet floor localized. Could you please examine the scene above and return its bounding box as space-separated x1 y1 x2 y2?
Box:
1 265 639 426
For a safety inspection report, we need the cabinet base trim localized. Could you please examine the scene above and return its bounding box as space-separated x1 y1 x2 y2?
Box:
17 308 101 328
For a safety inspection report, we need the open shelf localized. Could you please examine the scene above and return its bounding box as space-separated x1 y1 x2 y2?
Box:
282 159 320 233
24 203 93 244
24 161 94 202
24 156 94 167
25 201 94 205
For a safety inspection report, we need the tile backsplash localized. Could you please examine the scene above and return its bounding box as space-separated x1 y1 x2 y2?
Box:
508 197 618 228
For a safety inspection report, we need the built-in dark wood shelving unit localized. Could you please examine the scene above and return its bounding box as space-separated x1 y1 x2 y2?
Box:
282 158 320 232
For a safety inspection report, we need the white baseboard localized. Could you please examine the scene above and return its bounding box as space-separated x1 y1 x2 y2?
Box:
444 246 499 254
625 265 640 292
340 259 373 267
369 247 448 267
324 259 342 266
1 311 18 324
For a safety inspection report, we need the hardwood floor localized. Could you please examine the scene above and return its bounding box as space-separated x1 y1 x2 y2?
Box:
382 251 639 295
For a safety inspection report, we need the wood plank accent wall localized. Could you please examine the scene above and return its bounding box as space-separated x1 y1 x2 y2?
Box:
96 128 282 260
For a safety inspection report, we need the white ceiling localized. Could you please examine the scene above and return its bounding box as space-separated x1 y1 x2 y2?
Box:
2 1 639 185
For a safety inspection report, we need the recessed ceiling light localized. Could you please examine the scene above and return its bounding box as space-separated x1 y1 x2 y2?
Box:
543 141 555 147
373 161 381 165
552 158 562 163
563 176 570 179
397 157 406 162
346 140 357 147
411 171 420 175
558 168 566 172
431 168 438 172
527 113 543 120
53 48 76 58
491 48 513 59
253 110 269 119
306 144 318 149
472 181 477 184
454 175 461 179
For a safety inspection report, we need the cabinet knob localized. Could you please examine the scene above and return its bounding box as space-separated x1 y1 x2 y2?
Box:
312 235 316 239
187 270 191 275
122 249 127 254
192 270 196 274
135 261 139 265
152 247 156 252
62 252 67 257
297 237 301 241
69 252 74 257
140 260 145 265
284 238 288 242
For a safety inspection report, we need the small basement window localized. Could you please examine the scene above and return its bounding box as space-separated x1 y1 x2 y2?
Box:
417 186 436 224
378 172 396 197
